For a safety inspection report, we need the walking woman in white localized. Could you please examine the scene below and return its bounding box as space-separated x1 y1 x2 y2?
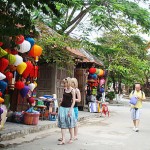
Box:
71 78 81 140
58 77 76 145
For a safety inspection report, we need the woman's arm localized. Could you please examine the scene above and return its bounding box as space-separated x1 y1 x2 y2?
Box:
75 89 81 103
68 89 75 117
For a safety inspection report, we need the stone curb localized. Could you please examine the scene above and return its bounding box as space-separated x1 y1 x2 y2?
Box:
0 113 97 148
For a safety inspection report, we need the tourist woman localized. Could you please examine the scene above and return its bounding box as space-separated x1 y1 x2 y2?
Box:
71 77 81 140
58 77 76 145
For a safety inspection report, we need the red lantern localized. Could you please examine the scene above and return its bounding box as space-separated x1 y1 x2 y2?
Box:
22 61 33 78
15 35 24 45
11 49 18 55
0 91 2 97
89 68 96 74
0 42 3 47
0 58 9 72
15 81 25 90
28 45 42 58
30 66 38 78
27 97 35 105
9 65 17 72
5 72 13 80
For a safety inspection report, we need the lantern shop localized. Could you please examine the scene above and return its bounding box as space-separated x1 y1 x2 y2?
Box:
86 67 107 113
74 48 104 111
0 35 43 128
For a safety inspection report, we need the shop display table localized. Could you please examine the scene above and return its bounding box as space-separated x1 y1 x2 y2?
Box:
36 105 47 120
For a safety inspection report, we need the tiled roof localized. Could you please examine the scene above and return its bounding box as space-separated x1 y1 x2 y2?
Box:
35 22 103 66
79 48 103 66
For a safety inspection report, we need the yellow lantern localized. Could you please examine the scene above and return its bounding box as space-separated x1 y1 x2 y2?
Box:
7 54 16 65
0 97 4 104
34 81 37 88
0 47 7 58
16 62 27 74
98 69 104 77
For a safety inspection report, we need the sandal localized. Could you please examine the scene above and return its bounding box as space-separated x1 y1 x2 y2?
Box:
57 141 65 145
74 137 78 141
67 139 73 144
58 138 62 141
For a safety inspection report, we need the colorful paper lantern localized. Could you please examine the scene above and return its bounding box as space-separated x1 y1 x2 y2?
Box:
0 47 7 58
0 92 2 97
9 65 17 72
5 49 11 53
95 69 100 75
0 107 3 114
34 81 37 88
91 74 97 79
16 62 27 75
28 83 36 91
15 81 25 90
20 86 30 98
15 35 24 45
11 49 18 55
13 54 23 66
27 97 35 105
28 45 42 61
7 54 16 65
0 72 6 80
30 66 38 78
22 61 33 78
104 70 107 77
18 40 31 53
0 80 8 93
98 69 104 77
99 87 105 93
5 72 13 81
89 68 96 74
0 58 9 72
0 42 3 47
25 37 35 47
100 78 105 86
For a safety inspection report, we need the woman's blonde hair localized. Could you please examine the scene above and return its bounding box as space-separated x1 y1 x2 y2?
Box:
71 78 78 88
62 77 72 87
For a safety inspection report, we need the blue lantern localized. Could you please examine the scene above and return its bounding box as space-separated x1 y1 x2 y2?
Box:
0 80 8 93
99 87 104 93
25 37 35 48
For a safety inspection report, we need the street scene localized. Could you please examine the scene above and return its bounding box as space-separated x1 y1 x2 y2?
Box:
1 99 150 150
0 1 150 150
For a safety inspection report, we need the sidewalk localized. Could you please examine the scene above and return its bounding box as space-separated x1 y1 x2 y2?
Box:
0 111 98 146
1 97 149 148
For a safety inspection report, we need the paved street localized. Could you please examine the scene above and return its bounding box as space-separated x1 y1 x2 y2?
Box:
2 101 150 150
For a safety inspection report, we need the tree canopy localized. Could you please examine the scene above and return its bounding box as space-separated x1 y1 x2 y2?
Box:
82 30 149 92
0 0 70 36
33 0 150 36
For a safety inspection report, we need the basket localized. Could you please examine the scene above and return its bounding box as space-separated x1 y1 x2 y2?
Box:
24 112 40 125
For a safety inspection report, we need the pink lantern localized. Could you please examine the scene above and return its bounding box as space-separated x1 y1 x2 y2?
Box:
100 78 105 86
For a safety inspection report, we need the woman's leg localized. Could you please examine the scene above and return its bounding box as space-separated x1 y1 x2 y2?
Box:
58 128 66 144
74 125 78 140
68 128 73 143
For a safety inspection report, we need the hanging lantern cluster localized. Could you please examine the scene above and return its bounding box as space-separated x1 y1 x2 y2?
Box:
87 67 107 91
0 34 42 100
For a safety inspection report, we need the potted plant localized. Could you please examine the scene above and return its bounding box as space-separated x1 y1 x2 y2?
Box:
106 91 115 103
